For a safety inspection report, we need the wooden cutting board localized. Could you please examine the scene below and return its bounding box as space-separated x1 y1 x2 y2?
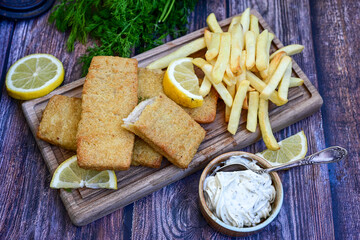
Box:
22 9 322 226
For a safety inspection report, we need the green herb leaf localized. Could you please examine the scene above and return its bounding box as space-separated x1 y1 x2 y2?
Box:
49 0 198 76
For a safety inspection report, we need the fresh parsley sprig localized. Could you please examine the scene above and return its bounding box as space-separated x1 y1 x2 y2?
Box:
48 0 198 76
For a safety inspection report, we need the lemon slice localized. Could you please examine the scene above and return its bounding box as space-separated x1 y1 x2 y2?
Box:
163 57 203 108
256 131 308 166
6 54 64 100
50 156 117 189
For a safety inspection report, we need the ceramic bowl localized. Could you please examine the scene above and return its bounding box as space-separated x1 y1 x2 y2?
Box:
198 151 283 237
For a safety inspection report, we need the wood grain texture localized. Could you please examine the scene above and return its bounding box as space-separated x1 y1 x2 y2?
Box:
0 0 359 239
310 0 360 239
131 1 334 239
248 1 335 239
21 8 321 227
0 13 127 240
0 20 14 96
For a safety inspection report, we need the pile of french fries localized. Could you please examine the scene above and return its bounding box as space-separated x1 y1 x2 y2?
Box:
147 8 305 151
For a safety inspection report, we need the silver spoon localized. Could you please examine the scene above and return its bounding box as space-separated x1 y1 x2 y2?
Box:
211 146 347 176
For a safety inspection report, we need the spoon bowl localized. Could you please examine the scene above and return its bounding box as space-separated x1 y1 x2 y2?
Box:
199 151 283 237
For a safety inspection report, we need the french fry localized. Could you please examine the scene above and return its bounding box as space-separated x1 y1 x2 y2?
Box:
212 33 231 84
192 58 211 70
210 59 235 90
228 83 236 98
240 8 251 33
268 33 275 47
205 32 221 61
230 23 243 74
228 80 250 134
230 75 238 85
264 51 286 84
246 71 287 106
211 82 233 107
146 38 206 69
256 30 269 72
250 15 259 37
223 74 234 86
225 67 237 85
245 31 256 70
199 76 212 97
269 44 305 60
260 56 292 100
278 62 292 101
204 29 212 47
236 50 247 90
250 65 259 72
208 58 216 65
259 69 268 79
211 57 236 85
192 58 233 107
242 95 248 109
289 77 304 87
207 13 223 33
228 16 241 32
258 99 280 150
246 91 259 132
225 108 230 122
259 32 275 79
225 84 236 122
226 65 236 79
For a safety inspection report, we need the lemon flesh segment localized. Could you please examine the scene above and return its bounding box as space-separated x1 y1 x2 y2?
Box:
6 54 64 100
256 131 308 166
50 156 117 189
163 57 203 108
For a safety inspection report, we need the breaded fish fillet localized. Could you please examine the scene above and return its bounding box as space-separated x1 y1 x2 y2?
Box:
132 137 162 168
138 68 217 123
183 87 218 123
37 96 161 168
123 94 206 169
36 69 163 168
77 56 138 171
37 95 81 151
135 68 165 167
138 68 165 100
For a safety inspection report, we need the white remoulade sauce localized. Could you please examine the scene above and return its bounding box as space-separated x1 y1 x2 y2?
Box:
203 155 276 228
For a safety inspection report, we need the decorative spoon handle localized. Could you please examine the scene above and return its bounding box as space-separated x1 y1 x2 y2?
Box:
258 146 347 174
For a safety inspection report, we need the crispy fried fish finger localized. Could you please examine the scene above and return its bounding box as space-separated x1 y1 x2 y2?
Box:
37 95 81 151
77 56 138 171
123 94 206 169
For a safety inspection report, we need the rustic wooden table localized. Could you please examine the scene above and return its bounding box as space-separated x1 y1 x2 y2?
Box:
1 0 359 239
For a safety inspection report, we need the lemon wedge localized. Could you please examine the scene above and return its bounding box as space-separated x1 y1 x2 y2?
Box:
6 54 64 100
50 156 117 189
256 131 308 166
163 57 203 108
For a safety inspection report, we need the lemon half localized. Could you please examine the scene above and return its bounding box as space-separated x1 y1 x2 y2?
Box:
163 58 203 108
256 131 308 166
50 156 117 189
6 54 64 100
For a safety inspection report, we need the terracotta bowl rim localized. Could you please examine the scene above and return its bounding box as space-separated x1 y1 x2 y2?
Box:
198 151 284 234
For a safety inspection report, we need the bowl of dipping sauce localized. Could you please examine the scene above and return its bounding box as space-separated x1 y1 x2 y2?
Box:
198 151 283 237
